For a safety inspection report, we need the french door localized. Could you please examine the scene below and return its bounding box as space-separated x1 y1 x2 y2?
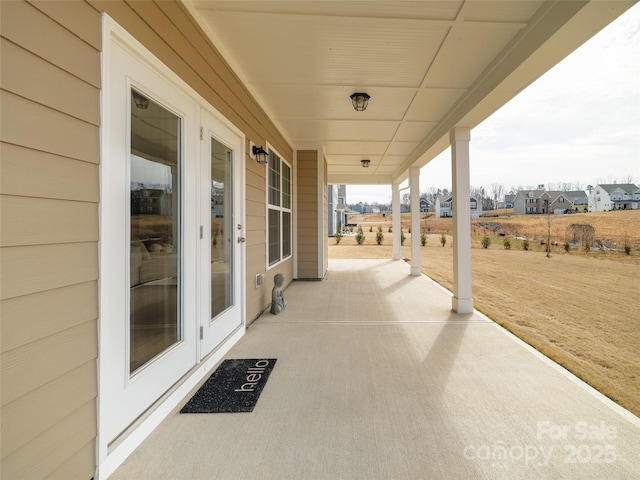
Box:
101 32 244 446
199 110 244 357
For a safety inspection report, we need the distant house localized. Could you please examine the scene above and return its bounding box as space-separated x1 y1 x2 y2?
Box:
435 194 482 218
328 184 340 236
420 197 434 212
337 185 347 206
588 184 640 211
565 190 588 210
504 194 516 209
131 187 172 215
351 202 374 214
513 190 574 215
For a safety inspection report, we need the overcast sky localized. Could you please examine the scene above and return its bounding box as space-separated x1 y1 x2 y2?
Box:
348 3 640 204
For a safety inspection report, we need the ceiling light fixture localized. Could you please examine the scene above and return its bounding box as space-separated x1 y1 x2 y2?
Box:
350 92 370 111
361 159 371 168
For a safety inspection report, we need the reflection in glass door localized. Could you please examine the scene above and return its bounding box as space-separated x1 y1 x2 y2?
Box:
129 89 181 374
210 138 233 318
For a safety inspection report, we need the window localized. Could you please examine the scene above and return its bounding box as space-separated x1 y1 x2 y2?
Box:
268 149 292 266
129 89 181 374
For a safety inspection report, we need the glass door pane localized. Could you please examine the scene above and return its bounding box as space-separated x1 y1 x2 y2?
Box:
129 89 181 374
211 138 233 318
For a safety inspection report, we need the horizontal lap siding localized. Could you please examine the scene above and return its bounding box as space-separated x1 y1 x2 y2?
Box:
297 151 319 279
0 2 100 479
246 160 270 314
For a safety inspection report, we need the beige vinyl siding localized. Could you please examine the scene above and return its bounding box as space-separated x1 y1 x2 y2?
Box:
1 143 99 202
1 282 98 353
1 196 98 247
245 158 271 316
296 151 320 279
2 401 97 480
1 91 98 161
1 1 100 88
2 361 96 450
0 1 100 478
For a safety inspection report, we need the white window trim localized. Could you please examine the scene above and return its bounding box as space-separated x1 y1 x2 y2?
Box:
265 144 292 270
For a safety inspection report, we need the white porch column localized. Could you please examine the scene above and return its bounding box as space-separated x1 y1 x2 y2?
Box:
450 127 474 313
409 167 421 276
392 182 401 260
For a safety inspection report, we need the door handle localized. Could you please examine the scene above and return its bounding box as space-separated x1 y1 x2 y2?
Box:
237 237 246 243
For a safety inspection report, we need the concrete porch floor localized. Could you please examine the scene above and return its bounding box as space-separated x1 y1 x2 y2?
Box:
111 259 640 479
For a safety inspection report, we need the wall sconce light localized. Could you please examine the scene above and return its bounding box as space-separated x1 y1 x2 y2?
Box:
249 141 269 165
132 91 149 109
361 159 371 168
350 92 370 111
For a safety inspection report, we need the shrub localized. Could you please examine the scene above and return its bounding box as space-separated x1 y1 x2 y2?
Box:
401 229 406 245
369 226 373 232
522 239 529 251
624 238 632 255
564 242 570 252
503 238 511 250
376 225 384 245
355 226 365 245
481 236 491 249
420 232 427 246
440 233 446 247
388 226 392 233
335 222 343 244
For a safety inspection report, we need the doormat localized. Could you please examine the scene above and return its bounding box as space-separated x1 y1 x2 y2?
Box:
180 358 277 413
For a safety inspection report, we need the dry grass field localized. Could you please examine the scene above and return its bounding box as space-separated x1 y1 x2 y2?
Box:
330 210 640 417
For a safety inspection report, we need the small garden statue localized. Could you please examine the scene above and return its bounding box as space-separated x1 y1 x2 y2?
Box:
270 273 286 315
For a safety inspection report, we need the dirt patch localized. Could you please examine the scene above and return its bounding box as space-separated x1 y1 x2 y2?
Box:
329 224 640 417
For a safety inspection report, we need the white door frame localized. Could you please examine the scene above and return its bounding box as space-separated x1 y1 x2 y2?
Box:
199 108 246 358
100 22 200 447
98 15 246 478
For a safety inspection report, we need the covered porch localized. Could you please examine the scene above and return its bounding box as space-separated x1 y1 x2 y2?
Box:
110 259 640 479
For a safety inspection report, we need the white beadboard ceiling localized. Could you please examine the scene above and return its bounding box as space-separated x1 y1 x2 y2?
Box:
186 1 632 185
